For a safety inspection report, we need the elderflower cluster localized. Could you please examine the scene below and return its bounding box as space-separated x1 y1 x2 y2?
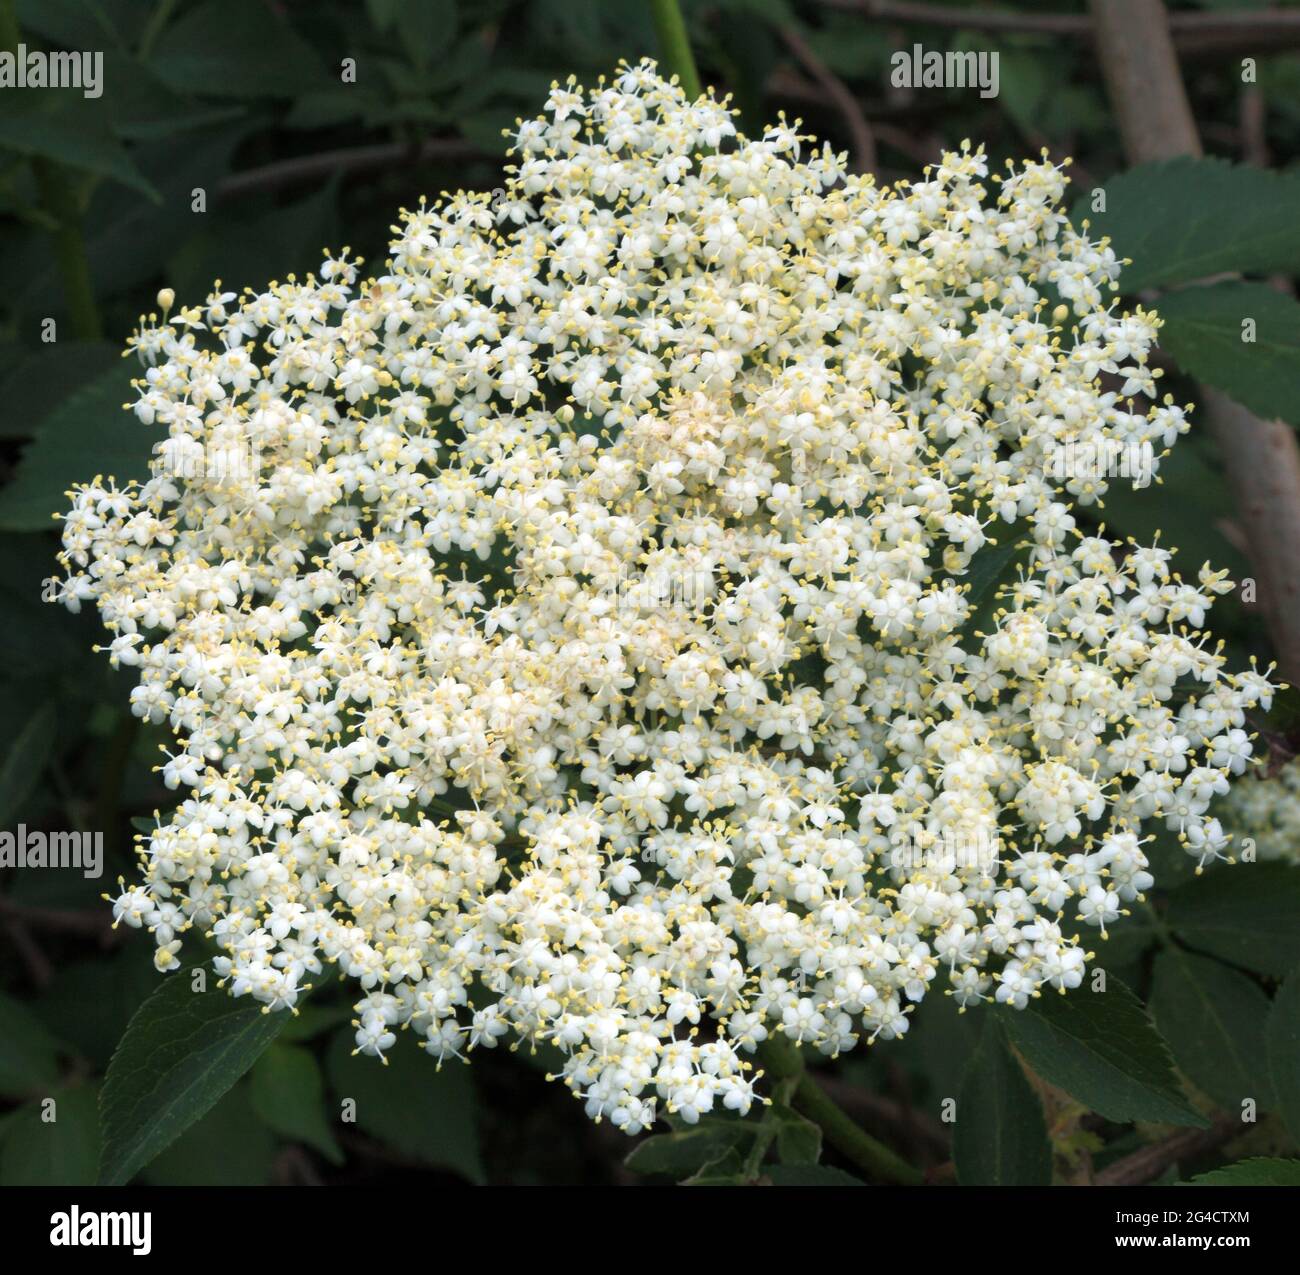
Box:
55 62 1274 1133
1218 754 1300 865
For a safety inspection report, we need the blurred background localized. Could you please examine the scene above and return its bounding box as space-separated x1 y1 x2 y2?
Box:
2 0 1300 1187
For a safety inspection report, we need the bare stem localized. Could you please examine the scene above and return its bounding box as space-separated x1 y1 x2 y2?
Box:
758 1034 925 1184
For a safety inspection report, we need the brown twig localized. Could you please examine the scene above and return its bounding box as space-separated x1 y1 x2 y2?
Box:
1089 0 1300 685
1094 1114 1240 1186
870 120 942 170
217 138 492 203
0 894 114 940
3 915 54 987
820 0 1089 36
816 0 1300 59
780 26 877 174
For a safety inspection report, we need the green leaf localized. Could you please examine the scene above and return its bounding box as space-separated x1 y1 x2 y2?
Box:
1150 949 1272 1112
37 949 158 1068
1003 977 1207 1127
98 970 291 1184
1185 1157 1300 1187
405 0 458 71
0 700 58 825
766 1162 865 1186
625 1121 753 1176
250 1043 343 1165
17 0 130 49
1163 863 1300 977
325 1030 484 1183
680 1147 746 1185
150 0 327 99
0 991 63 1098
958 518 1031 642
1155 282 1300 427
364 0 402 33
1266 969 1300 1144
1082 158 1300 291
0 1085 99 1185
0 95 158 199
0 360 154 533
954 1017 1052 1185
0 341 120 440
774 1104 822 1165
140 1082 275 1186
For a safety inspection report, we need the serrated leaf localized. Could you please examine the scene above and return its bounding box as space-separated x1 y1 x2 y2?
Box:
1163 862 1300 977
1150 949 1272 1112
0 360 155 532
954 1017 1051 1185
1003 977 1206 1127
1155 282 1300 427
325 1030 483 1183
250 1043 343 1164
1185 1157 1300 1186
625 1120 752 1176
98 971 290 1184
0 1085 99 1185
1081 158 1300 291
1266 969 1300 1144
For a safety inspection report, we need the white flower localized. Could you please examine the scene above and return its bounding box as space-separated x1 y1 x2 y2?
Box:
64 61 1274 1135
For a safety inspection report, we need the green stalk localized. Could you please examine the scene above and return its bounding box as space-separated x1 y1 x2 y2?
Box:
34 161 103 340
137 0 178 59
758 1033 925 1185
0 0 103 340
649 0 702 100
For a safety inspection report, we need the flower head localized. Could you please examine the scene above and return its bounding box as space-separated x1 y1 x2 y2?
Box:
57 61 1272 1129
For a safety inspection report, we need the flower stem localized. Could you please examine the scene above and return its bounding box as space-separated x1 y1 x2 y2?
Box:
34 161 103 340
649 0 702 100
757 1033 925 1185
